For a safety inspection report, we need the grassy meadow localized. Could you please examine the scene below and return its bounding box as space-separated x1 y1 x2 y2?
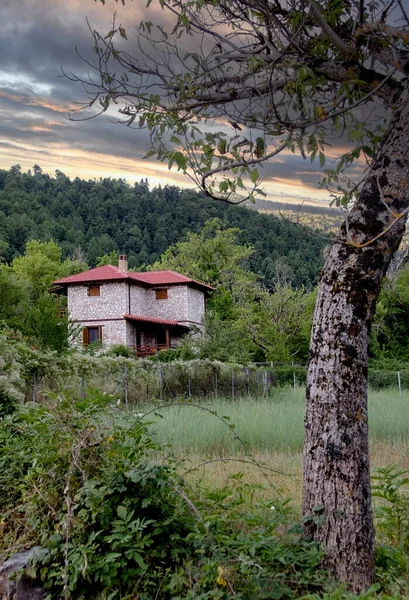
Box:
133 387 409 504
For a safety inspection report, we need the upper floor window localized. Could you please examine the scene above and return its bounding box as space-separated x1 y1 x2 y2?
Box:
156 288 168 300
88 285 101 297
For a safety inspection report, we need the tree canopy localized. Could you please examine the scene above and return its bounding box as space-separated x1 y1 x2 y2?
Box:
152 217 314 362
82 0 409 208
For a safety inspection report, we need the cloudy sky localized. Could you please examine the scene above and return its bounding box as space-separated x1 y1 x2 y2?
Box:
0 0 355 206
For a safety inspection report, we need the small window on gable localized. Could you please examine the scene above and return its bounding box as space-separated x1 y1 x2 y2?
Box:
83 326 102 346
156 288 168 300
88 285 100 297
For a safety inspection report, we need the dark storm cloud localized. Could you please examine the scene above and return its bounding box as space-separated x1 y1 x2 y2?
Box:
0 86 152 161
1 2 113 101
0 0 334 200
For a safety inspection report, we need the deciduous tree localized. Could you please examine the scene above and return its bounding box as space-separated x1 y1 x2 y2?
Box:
75 0 409 590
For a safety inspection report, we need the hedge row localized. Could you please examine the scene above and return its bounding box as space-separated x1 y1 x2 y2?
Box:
270 366 409 390
2 332 409 408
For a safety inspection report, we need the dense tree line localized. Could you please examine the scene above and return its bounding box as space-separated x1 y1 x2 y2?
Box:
0 166 325 289
1 166 409 366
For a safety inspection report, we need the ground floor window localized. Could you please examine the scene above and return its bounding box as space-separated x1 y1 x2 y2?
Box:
83 326 102 346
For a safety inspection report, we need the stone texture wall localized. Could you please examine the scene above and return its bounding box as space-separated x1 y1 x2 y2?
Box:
68 283 128 321
186 287 205 324
147 286 189 321
125 321 137 347
75 319 128 348
129 284 149 315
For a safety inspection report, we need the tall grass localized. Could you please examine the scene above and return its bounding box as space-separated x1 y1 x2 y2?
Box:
368 389 409 443
137 387 409 455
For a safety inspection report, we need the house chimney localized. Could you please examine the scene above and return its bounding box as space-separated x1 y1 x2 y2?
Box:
118 254 128 272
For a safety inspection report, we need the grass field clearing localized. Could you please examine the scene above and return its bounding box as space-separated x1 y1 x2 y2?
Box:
136 387 409 454
128 387 409 502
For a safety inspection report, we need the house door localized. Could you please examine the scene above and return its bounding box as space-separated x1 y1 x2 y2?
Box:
156 328 168 348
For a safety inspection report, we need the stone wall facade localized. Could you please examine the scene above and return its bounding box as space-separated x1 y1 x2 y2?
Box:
145 286 189 322
68 283 128 321
129 284 148 315
67 280 206 349
186 287 205 325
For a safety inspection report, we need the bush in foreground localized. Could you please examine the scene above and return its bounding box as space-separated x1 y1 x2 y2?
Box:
1 392 409 598
0 391 328 598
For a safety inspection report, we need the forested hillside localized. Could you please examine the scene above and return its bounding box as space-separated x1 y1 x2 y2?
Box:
0 166 326 289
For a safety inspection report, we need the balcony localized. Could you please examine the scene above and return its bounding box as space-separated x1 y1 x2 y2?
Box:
133 344 177 358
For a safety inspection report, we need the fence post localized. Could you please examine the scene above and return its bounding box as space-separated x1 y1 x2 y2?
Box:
124 365 128 407
80 372 86 399
398 371 402 394
188 371 191 398
159 368 163 402
263 371 268 398
232 368 235 401
246 367 250 397
293 371 296 389
214 369 218 399
32 370 37 403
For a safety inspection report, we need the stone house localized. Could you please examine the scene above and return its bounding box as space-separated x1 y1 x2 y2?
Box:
53 256 213 355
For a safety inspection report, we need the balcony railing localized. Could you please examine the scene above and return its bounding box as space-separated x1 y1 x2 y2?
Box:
132 344 177 358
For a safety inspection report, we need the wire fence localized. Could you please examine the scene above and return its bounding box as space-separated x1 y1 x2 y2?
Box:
26 359 307 406
24 357 409 405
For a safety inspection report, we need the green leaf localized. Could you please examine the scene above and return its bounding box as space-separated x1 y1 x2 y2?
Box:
132 552 146 569
250 168 259 183
119 27 128 40
319 152 326 167
117 505 128 520
173 151 187 171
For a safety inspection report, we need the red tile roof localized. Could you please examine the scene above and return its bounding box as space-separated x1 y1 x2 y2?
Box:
124 314 190 328
54 265 125 284
129 270 214 290
54 267 213 291
131 271 192 285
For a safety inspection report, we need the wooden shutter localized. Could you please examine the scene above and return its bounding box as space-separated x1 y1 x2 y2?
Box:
83 327 89 346
88 285 100 297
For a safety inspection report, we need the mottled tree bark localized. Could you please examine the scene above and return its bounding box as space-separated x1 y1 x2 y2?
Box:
303 89 409 592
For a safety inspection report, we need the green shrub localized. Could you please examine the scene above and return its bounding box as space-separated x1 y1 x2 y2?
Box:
368 370 409 390
270 366 307 387
0 391 335 599
372 466 409 594
0 392 196 596
3 391 409 598
104 343 135 358
0 389 17 416
0 331 25 413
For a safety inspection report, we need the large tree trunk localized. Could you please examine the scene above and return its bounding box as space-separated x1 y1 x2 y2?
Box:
302 89 409 592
